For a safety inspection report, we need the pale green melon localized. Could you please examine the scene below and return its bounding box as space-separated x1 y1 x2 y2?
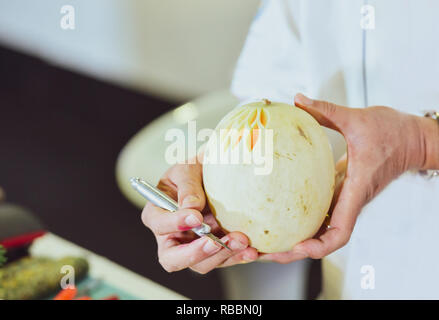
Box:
202 100 335 253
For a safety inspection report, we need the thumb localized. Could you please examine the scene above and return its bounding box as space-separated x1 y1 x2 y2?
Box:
294 93 351 132
168 163 206 211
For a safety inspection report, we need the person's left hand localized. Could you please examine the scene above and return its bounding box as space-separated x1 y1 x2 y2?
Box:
259 93 427 263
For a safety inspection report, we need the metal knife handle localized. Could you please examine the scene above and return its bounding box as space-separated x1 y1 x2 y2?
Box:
130 178 211 236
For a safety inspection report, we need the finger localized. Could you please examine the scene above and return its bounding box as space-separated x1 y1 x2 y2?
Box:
190 232 249 274
258 248 309 264
293 227 349 260
141 203 203 235
156 177 178 200
202 213 224 236
336 153 348 173
167 163 206 211
294 93 352 132
329 152 348 213
263 173 364 262
219 247 259 268
293 176 364 259
158 236 222 273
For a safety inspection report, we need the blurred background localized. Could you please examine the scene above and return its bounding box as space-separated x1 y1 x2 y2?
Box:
0 0 259 101
0 0 261 299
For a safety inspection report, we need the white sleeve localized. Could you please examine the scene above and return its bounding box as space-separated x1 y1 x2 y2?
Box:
231 0 306 104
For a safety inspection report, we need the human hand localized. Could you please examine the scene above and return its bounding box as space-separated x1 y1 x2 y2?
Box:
141 160 259 274
260 93 427 263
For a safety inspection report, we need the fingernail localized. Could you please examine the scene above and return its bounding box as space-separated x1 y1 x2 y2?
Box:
184 214 201 227
203 239 221 254
230 239 247 251
182 195 200 208
295 93 313 106
177 226 193 231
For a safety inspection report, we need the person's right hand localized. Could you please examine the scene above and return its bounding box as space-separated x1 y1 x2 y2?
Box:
141 160 259 274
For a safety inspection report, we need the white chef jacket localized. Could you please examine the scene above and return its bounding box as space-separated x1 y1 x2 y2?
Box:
224 0 439 299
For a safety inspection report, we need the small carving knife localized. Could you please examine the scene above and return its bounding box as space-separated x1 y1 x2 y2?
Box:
130 177 231 250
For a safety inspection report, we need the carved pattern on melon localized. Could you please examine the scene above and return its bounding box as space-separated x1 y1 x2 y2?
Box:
220 107 270 152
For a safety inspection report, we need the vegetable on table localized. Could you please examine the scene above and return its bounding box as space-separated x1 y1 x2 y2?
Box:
0 256 88 300
0 245 6 267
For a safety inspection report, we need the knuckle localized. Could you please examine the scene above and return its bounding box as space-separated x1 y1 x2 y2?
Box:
159 258 178 273
141 209 152 228
142 209 173 235
309 252 324 259
153 218 172 236
154 224 166 236
323 101 337 118
190 266 209 275
340 232 352 247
